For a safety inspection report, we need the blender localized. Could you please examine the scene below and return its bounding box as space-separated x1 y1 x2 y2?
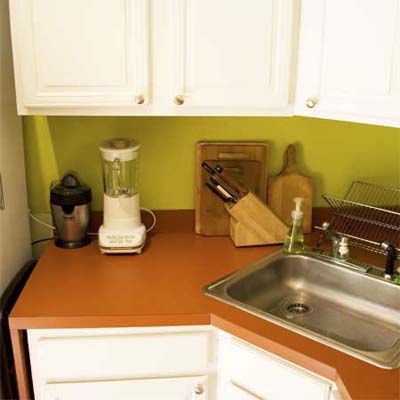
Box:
98 138 146 254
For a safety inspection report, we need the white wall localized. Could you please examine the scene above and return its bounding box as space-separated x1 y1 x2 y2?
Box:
0 0 32 295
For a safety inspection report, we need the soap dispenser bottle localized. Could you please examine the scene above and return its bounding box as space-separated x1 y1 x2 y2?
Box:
283 197 305 254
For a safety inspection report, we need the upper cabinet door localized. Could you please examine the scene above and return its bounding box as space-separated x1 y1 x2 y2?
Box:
169 0 298 115
9 0 150 114
295 0 400 128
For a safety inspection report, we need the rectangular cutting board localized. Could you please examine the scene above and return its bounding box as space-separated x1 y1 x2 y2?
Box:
195 142 268 236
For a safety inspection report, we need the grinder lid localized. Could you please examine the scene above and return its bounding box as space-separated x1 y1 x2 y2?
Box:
50 173 92 206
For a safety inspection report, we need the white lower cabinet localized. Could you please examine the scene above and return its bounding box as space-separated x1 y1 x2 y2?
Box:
217 331 334 400
43 377 208 400
28 326 338 400
28 326 217 400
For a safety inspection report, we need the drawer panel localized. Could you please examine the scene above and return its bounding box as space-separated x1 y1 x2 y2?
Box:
28 326 216 382
219 333 332 400
43 376 208 400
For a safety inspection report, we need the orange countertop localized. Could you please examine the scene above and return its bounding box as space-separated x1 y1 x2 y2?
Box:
10 211 400 400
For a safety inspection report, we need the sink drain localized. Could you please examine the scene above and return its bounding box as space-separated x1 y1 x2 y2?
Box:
279 296 313 318
286 303 311 315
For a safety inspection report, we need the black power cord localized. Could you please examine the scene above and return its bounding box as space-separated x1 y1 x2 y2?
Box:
31 237 54 246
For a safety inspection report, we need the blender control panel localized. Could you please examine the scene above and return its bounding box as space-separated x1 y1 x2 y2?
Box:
104 234 140 247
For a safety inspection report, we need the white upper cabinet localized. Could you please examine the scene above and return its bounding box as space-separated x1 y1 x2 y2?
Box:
9 0 298 116
9 0 400 125
10 0 150 114
169 0 297 115
295 0 400 127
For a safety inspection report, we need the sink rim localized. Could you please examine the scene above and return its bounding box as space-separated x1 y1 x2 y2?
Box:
203 251 400 369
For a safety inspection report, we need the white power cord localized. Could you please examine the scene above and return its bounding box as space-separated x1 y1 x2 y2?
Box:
141 207 157 233
29 208 156 233
29 211 56 230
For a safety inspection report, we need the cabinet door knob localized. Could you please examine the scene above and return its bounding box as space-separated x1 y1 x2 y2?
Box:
194 384 204 395
135 94 145 105
306 97 318 108
174 95 185 106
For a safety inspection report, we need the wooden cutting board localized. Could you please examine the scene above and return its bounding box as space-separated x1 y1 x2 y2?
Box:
195 142 268 236
267 144 313 233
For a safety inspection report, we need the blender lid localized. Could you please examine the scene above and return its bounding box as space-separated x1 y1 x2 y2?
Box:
50 173 92 206
99 138 140 162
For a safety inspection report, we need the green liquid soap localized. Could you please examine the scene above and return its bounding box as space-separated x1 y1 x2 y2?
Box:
283 218 305 254
283 197 305 255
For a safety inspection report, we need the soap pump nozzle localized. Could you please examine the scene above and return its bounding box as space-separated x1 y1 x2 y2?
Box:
292 197 304 220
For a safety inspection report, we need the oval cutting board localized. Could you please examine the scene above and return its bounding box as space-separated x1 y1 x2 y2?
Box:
268 144 313 233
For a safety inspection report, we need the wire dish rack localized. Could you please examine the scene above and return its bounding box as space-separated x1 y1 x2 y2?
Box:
319 181 400 260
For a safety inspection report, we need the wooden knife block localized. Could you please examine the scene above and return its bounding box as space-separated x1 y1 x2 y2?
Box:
226 192 288 247
195 142 268 236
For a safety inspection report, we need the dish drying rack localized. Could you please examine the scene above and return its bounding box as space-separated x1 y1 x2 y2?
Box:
318 181 400 260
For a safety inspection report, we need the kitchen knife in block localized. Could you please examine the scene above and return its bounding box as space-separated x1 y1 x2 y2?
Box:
268 144 312 233
226 192 288 247
196 142 268 236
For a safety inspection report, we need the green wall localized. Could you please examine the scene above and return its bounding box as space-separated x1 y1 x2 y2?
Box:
23 116 400 213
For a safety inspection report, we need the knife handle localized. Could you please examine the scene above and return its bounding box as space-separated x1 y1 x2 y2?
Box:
205 182 231 203
215 165 249 197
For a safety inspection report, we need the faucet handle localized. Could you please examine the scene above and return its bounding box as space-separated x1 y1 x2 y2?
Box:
332 235 349 260
317 223 350 261
337 236 350 260
381 242 397 279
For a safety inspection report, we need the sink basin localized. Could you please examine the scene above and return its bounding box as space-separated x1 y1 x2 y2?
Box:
204 251 400 369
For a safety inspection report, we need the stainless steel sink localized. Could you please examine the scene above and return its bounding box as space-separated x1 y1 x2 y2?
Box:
204 251 400 369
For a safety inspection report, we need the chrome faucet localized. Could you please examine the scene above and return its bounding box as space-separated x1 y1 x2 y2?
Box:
318 222 399 281
320 222 350 261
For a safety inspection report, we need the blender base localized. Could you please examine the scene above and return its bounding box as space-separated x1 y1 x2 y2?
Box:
98 223 146 255
98 244 145 255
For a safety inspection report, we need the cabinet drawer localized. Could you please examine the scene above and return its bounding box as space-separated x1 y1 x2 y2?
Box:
28 326 216 383
219 333 332 400
43 376 208 400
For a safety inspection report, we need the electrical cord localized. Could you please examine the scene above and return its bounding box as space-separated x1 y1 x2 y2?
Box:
29 208 157 234
29 210 56 230
89 209 155 235
141 207 157 232
31 237 54 246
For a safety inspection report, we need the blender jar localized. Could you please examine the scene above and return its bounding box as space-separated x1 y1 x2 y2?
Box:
99 138 140 198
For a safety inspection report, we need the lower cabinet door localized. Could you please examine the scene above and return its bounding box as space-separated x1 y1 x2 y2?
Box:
218 332 332 400
220 382 264 400
43 376 208 400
